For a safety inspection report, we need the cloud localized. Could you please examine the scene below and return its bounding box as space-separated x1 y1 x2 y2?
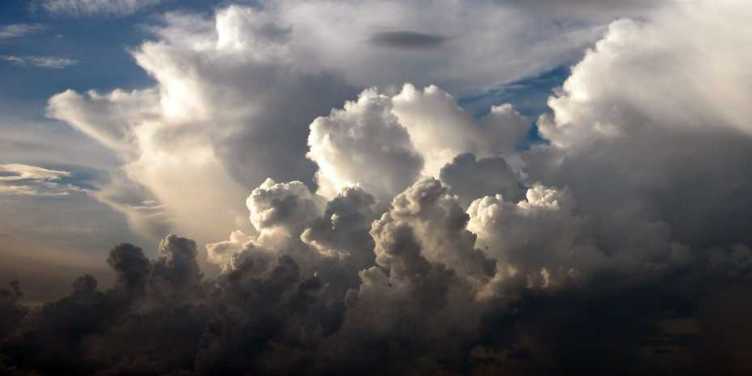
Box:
531 0 752 250
0 55 77 69
307 88 424 200
308 84 529 200
439 153 524 207
266 0 622 91
44 0 641 243
0 163 85 196
246 178 325 248
38 0 163 16
0 23 45 39
11 1 752 374
48 6 354 243
368 31 448 49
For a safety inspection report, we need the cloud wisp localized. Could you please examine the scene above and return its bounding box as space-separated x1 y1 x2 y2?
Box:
0 24 45 39
1 55 78 69
0 163 86 196
38 0 163 17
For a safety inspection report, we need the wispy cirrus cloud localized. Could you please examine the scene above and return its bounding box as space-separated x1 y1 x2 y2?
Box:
1 55 78 69
39 0 163 17
0 163 85 196
0 23 45 39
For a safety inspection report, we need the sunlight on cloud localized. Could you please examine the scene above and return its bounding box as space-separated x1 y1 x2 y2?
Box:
0 163 83 196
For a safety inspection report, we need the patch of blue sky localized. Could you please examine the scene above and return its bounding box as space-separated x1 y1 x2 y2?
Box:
459 65 570 148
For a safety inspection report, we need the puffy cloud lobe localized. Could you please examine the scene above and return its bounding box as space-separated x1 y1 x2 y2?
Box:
538 0 752 148
247 178 325 248
439 153 524 207
467 186 596 288
530 0 752 251
324 179 498 373
308 84 530 200
307 89 423 200
106 243 150 293
372 177 495 286
301 186 377 264
151 234 202 297
391 85 529 176
205 230 255 271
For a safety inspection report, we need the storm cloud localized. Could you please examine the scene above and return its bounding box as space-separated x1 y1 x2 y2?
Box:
3 0 752 375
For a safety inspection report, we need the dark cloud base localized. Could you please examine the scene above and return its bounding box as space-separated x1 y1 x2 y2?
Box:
368 31 448 49
1 236 750 375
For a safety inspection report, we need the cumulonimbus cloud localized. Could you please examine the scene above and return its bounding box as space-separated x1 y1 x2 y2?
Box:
11 0 752 374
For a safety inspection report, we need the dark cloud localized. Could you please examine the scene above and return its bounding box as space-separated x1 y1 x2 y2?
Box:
368 31 448 49
440 153 524 207
1 230 749 375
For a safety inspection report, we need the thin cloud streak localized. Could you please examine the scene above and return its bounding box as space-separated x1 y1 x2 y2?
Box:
0 55 78 69
39 0 164 16
0 24 45 39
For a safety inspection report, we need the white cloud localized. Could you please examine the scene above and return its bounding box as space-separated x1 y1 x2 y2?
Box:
48 5 353 243
269 0 627 92
44 1 635 244
40 0 163 16
0 24 45 39
1 55 77 69
308 84 529 201
539 0 752 146
307 88 424 201
46 0 752 281
0 163 83 196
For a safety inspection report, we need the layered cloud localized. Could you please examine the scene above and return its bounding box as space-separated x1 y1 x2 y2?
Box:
0 163 86 196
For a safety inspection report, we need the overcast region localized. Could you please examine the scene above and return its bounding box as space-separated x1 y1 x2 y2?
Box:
1 0 752 374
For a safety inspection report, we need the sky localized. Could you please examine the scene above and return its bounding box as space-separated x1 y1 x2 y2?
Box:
1 0 752 374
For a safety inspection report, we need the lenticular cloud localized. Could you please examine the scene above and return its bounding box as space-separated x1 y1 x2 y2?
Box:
4 0 752 374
